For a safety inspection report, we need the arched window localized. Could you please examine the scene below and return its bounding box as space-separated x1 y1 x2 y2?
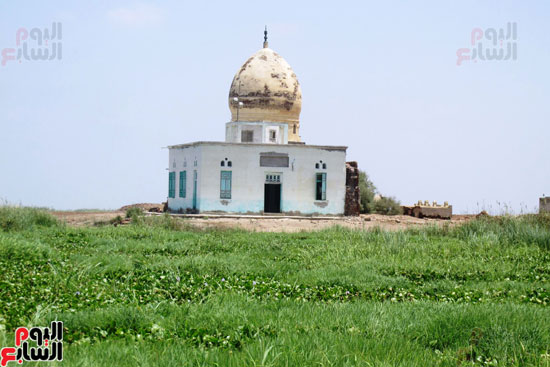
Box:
315 163 319 169
322 163 327 169
228 161 232 167
221 161 225 167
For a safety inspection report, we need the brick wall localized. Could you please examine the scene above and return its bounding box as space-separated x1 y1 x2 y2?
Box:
344 161 360 216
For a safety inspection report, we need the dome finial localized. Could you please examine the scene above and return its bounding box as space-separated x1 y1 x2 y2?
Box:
263 25 268 48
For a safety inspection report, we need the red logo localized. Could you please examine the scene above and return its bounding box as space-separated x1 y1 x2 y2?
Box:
1 322 63 366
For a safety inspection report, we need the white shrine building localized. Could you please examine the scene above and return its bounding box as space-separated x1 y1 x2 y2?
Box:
166 31 353 215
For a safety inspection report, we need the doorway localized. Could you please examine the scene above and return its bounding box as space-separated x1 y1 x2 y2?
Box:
264 184 281 213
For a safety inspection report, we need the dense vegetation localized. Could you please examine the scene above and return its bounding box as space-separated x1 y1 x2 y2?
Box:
358 170 402 215
1 207 549 366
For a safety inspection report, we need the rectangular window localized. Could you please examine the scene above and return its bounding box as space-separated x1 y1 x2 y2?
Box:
168 172 176 198
315 173 326 200
179 171 186 198
265 174 281 183
220 171 232 199
241 130 254 142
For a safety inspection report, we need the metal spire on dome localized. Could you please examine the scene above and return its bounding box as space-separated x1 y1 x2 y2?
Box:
263 26 268 48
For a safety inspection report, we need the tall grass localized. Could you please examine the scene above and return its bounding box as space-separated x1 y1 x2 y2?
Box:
1 208 549 366
0 206 59 231
453 214 550 250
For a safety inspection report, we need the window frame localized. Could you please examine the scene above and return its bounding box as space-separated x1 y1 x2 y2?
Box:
265 173 281 183
269 129 277 142
241 130 254 143
168 172 176 198
315 172 327 201
179 171 186 198
220 170 232 199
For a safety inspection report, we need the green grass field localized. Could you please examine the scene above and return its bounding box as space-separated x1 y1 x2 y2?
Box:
1 207 549 366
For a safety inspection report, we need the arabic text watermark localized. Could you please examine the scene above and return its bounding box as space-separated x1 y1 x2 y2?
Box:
456 22 517 66
1 22 62 67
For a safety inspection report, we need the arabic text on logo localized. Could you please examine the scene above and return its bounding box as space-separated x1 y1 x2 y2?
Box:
0 321 63 366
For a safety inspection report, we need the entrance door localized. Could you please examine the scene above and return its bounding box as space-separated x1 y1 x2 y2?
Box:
192 170 197 210
264 184 281 213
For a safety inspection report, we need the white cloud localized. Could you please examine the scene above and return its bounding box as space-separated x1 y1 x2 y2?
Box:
107 3 164 27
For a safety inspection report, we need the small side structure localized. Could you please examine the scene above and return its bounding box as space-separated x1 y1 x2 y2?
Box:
402 200 452 219
540 197 550 214
344 161 360 216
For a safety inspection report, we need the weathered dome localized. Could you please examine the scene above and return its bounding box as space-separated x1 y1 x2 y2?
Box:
229 47 302 142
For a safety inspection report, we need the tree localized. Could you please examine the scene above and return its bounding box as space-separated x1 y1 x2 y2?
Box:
358 170 402 215
358 171 376 214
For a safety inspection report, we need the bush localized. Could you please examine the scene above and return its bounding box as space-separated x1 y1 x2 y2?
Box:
0 206 59 231
110 215 124 226
358 171 402 215
370 196 402 215
125 207 144 220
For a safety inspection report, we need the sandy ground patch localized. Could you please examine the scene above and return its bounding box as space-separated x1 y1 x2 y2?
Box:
52 211 126 227
172 214 471 232
51 211 473 232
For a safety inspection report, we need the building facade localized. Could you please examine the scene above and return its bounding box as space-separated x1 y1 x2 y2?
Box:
166 33 350 215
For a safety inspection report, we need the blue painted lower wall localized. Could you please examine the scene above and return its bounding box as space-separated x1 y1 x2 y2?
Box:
168 198 343 215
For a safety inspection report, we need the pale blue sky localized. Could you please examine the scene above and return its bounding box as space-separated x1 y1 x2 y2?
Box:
1 1 548 213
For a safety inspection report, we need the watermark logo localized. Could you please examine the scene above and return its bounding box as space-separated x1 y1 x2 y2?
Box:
456 22 517 66
0 321 63 366
1 22 62 67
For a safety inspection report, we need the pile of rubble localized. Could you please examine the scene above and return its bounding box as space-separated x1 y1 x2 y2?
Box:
119 203 166 213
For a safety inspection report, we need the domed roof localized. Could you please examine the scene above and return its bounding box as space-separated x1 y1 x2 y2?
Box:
228 45 302 141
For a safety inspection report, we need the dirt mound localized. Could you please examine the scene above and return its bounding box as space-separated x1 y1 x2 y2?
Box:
476 210 490 218
119 203 164 212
